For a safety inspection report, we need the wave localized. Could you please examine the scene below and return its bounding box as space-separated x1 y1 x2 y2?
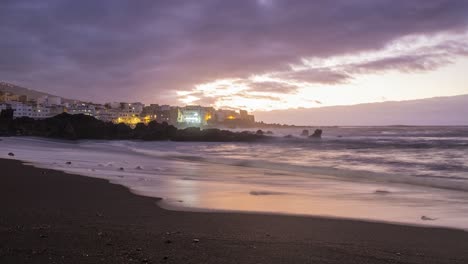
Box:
3 135 468 230
127 145 468 193
3 136 468 193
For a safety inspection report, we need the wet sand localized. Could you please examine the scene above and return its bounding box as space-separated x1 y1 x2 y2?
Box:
1 158 468 264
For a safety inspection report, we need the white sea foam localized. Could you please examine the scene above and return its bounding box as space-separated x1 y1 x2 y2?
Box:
2 126 468 230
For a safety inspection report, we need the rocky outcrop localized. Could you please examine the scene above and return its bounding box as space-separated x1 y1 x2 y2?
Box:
309 129 323 138
0 112 267 142
173 128 264 142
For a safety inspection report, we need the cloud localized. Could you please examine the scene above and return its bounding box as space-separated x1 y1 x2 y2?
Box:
0 0 468 105
275 70 351 85
178 31 468 110
285 33 468 81
248 82 299 93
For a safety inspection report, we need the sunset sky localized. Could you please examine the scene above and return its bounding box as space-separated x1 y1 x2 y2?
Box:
1 0 468 112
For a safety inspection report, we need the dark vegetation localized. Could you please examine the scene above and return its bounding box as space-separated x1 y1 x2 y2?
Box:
0 111 266 142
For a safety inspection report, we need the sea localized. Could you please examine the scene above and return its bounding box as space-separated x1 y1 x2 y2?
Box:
2 126 468 230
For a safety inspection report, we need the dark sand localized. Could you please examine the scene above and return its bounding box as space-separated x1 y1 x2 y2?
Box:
1 158 468 264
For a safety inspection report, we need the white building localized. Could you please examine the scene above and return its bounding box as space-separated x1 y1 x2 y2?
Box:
177 105 210 125
106 102 144 114
31 106 51 119
95 108 121 122
129 103 144 113
0 102 52 119
66 103 96 116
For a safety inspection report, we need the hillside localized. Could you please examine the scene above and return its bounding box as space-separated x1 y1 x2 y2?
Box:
0 82 77 103
1 82 56 99
254 94 468 126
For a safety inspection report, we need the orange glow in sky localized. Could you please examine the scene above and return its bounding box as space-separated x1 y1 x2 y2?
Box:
177 32 468 112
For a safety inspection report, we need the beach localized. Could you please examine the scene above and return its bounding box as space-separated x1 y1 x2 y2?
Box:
1 133 468 230
1 158 468 264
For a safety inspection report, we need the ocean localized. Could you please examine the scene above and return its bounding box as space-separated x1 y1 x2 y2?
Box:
2 126 468 229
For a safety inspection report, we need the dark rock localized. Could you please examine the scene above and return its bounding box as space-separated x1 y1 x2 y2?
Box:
1 112 266 142
119 167 124 171
421 216 437 221
8 152 14 156
265 130 273 135
173 127 264 142
66 161 72 165
309 129 322 138
374 190 391 195
300 130 309 136
256 130 264 135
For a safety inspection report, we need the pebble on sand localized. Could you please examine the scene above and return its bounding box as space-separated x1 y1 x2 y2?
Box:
374 190 391 195
8 152 15 156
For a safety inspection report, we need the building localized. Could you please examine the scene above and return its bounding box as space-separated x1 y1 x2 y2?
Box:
96 102 150 127
47 96 62 106
48 106 66 116
106 102 144 113
18 95 28 103
95 108 121 122
66 103 96 116
37 96 62 107
177 105 213 126
0 102 53 119
1 102 33 118
215 109 240 122
31 106 51 119
239 110 255 123
141 104 178 124
0 92 19 103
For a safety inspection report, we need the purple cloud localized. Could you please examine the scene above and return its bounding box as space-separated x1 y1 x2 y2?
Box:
0 0 467 104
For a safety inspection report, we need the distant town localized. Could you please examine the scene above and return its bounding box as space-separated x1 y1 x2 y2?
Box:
0 82 256 128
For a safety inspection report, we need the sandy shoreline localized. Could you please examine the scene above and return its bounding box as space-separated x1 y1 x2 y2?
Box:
1 158 468 263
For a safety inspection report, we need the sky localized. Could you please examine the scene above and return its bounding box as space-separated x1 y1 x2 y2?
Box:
1 0 468 112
